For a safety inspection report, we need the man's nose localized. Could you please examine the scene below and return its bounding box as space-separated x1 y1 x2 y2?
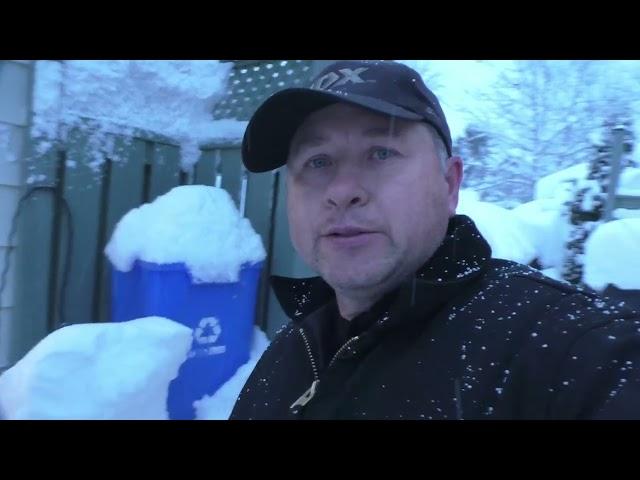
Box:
324 164 370 209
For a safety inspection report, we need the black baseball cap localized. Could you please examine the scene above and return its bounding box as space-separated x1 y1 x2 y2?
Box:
241 60 452 173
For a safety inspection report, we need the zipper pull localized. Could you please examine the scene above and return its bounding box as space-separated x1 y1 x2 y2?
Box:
290 379 319 410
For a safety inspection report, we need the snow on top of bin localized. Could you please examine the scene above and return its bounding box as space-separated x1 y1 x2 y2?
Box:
105 185 266 283
0 317 192 420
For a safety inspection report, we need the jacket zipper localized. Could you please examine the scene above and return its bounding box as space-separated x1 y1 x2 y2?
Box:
290 327 360 411
328 335 360 368
290 328 320 411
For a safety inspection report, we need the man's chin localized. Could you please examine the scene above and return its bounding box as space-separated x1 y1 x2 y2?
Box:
320 264 396 294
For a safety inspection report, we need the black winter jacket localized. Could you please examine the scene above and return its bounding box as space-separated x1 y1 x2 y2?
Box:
231 215 640 420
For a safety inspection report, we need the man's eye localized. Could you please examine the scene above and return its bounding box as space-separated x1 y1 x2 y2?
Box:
372 147 396 161
307 156 331 169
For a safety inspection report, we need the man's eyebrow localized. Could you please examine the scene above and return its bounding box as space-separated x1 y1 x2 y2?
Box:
290 121 405 156
290 134 328 156
362 126 402 138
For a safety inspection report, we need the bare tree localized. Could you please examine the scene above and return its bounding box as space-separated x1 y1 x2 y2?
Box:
460 60 640 203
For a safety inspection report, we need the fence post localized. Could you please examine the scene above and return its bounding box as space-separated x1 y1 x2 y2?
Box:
603 126 626 221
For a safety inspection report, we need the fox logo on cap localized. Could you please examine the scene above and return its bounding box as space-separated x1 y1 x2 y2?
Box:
310 67 376 91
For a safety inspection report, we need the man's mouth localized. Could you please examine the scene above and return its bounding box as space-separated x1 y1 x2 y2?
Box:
325 226 372 237
322 226 381 248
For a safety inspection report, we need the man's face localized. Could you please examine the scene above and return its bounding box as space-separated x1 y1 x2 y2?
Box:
286 103 462 298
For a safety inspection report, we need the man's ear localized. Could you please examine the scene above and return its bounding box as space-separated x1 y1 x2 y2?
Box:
444 156 463 216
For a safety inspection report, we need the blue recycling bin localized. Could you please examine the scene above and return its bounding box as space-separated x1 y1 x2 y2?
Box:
111 260 263 420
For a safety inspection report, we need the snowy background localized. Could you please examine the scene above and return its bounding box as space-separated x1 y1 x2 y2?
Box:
1 60 639 420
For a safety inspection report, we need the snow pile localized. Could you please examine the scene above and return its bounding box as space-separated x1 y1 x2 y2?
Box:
583 218 640 291
31 60 247 170
105 185 266 283
194 327 270 420
511 199 570 269
618 167 640 196
534 163 589 204
457 190 537 265
0 317 192 420
527 164 640 269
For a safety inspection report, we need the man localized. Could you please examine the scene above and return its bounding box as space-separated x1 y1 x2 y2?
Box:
231 60 640 420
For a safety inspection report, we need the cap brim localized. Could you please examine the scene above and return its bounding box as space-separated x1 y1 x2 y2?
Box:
242 88 423 173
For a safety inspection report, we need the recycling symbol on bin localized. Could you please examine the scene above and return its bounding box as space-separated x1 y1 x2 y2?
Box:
194 317 222 345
